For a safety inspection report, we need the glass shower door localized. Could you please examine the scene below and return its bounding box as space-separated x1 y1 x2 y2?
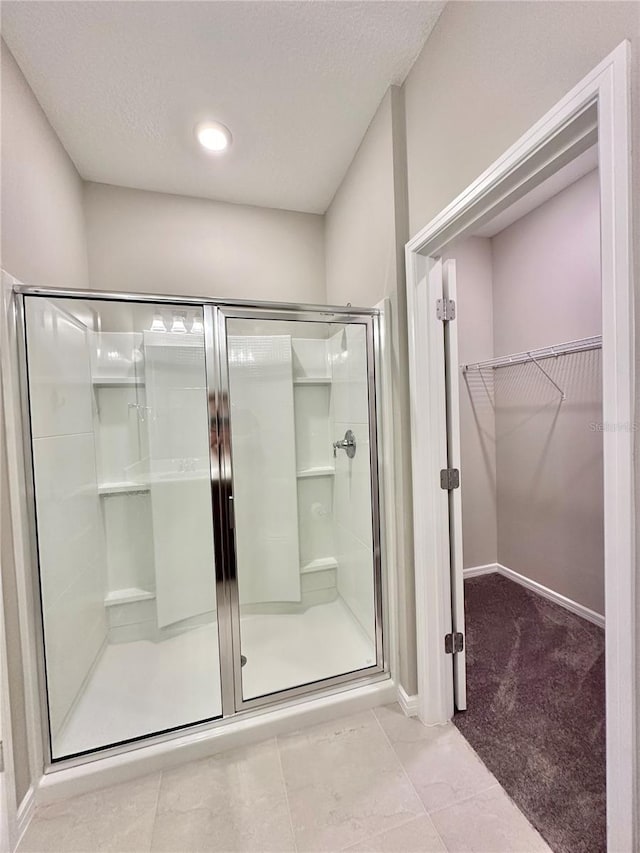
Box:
221 310 383 707
23 295 222 760
20 290 386 762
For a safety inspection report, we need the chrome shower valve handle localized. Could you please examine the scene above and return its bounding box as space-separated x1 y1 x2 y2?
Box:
333 429 356 459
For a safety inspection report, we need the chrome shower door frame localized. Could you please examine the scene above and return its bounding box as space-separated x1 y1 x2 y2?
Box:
16 291 229 767
13 284 388 767
214 304 387 713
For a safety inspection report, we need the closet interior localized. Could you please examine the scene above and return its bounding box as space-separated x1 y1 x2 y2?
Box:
448 146 606 853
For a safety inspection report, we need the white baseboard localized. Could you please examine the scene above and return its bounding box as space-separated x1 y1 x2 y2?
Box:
462 563 498 578
397 685 418 717
496 564 605 628
463 563 605 628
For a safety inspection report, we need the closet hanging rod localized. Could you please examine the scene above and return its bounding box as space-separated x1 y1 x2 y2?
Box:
461 335 602 374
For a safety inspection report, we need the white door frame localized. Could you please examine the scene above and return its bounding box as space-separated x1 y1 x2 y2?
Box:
405 42 635 852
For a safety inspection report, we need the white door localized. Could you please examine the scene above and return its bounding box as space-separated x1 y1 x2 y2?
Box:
443 260 467 710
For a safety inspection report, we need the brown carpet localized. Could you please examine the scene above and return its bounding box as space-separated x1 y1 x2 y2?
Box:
454 573 606 853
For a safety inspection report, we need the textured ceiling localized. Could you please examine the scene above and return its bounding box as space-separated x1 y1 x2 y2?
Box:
2 1 444 213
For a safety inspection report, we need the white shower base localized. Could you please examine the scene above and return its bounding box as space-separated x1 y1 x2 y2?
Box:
54 598 375 759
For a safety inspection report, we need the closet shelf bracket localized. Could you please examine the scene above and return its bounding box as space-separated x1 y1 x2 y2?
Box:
529 353 566 401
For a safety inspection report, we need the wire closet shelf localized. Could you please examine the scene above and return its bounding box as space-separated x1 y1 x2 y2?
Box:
461 334 602 401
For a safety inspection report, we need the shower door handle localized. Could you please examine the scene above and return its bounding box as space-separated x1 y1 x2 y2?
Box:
333 430 356 459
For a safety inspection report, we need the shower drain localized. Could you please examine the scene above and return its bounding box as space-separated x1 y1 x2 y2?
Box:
241 655 247 667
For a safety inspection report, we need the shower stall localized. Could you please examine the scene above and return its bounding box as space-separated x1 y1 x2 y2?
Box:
13 286 388 767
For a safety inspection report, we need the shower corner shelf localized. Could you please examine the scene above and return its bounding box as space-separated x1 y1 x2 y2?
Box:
300 557 338 574
92 377 145 388
104 587 155 607
293 376 332 386
98 481 150 496
296 466 335 479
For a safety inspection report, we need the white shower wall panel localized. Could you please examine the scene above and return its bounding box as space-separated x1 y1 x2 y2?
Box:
26 300 94 439
329 326 375 641
32 434 107 664
144 380 209 468
143 338 209 451
40 533 107 741
293 385 333 471
228 334 301 606
32 434 105 610
89 332 148 485
291 337 330 378
25 298 108 740
329 326 370 427
333 425 374 550
334 522 375 642
102 492 155 595
150 476 217 628
297 477 335 567
94 386 147 484
144 334 216 627
90 332 143 381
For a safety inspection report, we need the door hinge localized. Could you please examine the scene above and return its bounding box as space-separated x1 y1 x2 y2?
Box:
440 468 460 490
445 632 464 654
436 298 456 321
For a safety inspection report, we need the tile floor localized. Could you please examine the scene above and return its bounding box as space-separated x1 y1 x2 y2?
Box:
56 600 374 758
22 704 551 853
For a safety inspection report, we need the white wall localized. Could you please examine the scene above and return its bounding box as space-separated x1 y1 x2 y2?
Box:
325 87 415 691
84 183 325 303
0 399 30 813
492 172 601 356
0 43 88 287
1 39 90 809
452 173 604 606
403 2 640 237
491 171 604 613
325 90 398 309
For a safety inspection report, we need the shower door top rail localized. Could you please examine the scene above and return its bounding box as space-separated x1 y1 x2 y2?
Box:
12 283 380 319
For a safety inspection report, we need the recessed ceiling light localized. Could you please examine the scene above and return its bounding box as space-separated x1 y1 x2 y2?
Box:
196 121 232 153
